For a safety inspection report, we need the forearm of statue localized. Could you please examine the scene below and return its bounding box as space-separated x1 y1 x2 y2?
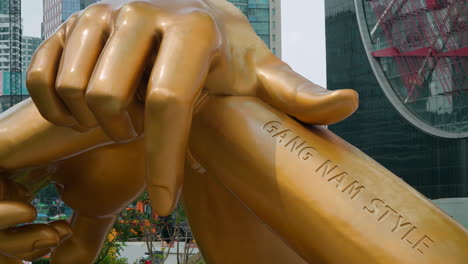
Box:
189 96 468 264
0 98 143 170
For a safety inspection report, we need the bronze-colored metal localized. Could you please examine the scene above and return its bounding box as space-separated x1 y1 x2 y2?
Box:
0 0 466 263
0 97 467 263
27 0 359 217
187 97 468 263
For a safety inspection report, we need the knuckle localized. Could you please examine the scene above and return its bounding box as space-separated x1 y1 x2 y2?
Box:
64 13 80 34
184 11 219 44
146 89 191 106
116 2 153 27
83 3 110 13
86 90 126 116
26 70 51 93
189 11 216 28
66 12 80 25
80 3 112 23
119 2 147 16
35 225 61 242
56 84 85 100
61 19 77 39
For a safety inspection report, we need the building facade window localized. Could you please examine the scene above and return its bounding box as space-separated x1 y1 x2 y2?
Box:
326 0 468 200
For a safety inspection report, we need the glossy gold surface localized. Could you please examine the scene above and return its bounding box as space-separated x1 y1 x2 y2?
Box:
0 0 466 263
0 97 467 263
188 97 468 264
27 0 358 216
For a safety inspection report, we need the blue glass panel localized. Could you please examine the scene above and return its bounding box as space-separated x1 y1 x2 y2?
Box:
326 0 468 199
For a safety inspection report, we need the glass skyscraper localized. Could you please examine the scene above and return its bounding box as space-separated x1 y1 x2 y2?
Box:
326 0 467 227
228 0 282 57
0 1 8 15
0 1 40 109
41 0 281 56
42 0 82 39
81 0 99 9
62 0 81 21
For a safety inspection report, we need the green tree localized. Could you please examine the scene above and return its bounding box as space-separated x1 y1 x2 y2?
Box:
97 192 199 264
94 232 127 264
33 259 50 264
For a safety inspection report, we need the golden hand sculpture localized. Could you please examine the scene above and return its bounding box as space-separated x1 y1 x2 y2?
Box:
0 98 309 264
0 175 66 263
0 177 72 263
0 0 466 263
0 97 468 264
27 0 358 216
0 100 146 263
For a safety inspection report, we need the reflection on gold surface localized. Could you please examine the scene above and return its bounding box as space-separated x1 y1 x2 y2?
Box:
0 0 466 263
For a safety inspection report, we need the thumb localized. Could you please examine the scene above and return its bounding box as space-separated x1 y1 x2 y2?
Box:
256 55 358 125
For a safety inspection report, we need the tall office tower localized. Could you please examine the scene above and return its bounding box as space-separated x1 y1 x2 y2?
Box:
0 14 11 73
42 0 100 39
0 1 8 15
0 17 42 73
0 15 23 73
228 0 282 57
0 14 10 108
22 36 42 69
42 0 81 39
80 0 99 10
326 0 468 227
42 0 281 56
0 14 42 110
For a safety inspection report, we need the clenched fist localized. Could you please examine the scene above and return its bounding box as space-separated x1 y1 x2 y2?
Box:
0 177 71 263
27 0 358 216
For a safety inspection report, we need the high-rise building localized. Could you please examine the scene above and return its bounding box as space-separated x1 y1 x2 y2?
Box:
42 0 81 39
0 34 41 71
326 0 468 227
0 18 41 72
42 0 281 57
0 12 42 109
0 14 11 73
42 0 101 39
0 1 8 15
81 0 99 9
228 0 282 57
22 36 42 69
0 13 41 110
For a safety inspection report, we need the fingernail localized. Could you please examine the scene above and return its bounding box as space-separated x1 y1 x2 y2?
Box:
150 187 175 217
33 239 58 249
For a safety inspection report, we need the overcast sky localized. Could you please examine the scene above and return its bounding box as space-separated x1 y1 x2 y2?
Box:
22 0 326 87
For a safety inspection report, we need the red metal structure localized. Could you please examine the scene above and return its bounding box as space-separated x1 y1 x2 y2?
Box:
368 0 467 103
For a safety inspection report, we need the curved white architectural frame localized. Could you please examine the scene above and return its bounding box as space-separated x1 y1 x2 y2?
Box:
354 0 468 139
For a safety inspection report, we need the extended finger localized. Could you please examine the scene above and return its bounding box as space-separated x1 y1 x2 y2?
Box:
0 201 36 229
15 248 52 262
256 55 359 125
145 13 219 216
14 221 72 261
26 15 79 126
56 4 112 129
86 3 158 142
0 224 60 255
0 178 33 203
0 255 23 264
